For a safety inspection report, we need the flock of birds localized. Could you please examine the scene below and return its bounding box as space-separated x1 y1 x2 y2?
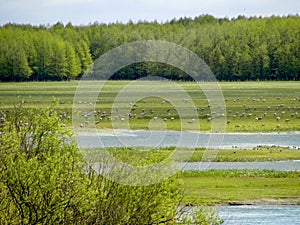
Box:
0 96 298 131
74 96 300 130
225 96 300 129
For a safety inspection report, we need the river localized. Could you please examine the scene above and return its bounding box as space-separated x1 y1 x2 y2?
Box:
178 161 300 171
216 205 300 225
76 130 300 149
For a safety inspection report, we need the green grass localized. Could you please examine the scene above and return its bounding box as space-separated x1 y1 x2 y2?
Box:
84 146 300 163
0 80 299 132
83 147 300 205
189 146 300 162
179 170 300 205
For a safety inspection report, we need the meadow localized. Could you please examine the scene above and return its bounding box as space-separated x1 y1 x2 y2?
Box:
0 80 299 132
84 146 300 205
85 146 300 164
179 170 300 205
1 81 299 206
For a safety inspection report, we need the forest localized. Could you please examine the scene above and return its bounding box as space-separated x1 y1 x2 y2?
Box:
0 14 299 81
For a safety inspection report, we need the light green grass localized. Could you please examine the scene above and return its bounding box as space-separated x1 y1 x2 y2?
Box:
0 81 299 132
179 170 300 205
189 146 300 162
84 146 300 163
83 147 300 205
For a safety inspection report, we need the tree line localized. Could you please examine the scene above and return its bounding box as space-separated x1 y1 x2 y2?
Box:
0 14 299 81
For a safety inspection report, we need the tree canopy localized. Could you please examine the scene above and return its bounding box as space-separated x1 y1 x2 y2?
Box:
0 15 299 81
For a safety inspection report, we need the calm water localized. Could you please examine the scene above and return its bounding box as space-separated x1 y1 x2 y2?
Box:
216 205 300 225
76 130 300 149
178 161 300 171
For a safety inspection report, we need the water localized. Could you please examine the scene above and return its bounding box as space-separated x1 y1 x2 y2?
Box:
76 130 300 149
216 205 300 225
178 161 300 171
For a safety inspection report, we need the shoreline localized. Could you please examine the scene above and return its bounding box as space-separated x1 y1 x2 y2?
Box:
76 128 300 135
222 198 300 206
185 198 300 207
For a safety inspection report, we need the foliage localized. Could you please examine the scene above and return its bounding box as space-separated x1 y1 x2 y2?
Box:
0 103 90 224
0 103 222 224
180 207 224 225
0 15 299 81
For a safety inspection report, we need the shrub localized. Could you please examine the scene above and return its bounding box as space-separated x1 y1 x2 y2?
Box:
0 102 222 224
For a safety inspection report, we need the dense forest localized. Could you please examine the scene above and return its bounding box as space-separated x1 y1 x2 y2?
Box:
0 15 299 81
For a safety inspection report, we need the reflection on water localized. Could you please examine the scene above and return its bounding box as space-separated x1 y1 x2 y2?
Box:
216 205 300 225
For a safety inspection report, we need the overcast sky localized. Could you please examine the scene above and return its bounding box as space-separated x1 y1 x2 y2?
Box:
0 0 299 25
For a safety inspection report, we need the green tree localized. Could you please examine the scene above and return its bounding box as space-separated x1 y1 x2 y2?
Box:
65 42 81 80
75 40 93 76
48 38 67 80
0 15 299 81
0 103 90 224
0 103 223 224
6 43 32 81
33 32 53 80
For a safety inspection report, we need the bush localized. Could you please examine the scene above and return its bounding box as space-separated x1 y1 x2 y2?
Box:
0 102 223 224
0 103 90 224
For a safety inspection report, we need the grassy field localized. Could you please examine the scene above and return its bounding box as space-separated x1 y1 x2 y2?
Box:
187 146 300 162
83 147 300 205
179 170 300 205
0 80 299 132
84 146 300 163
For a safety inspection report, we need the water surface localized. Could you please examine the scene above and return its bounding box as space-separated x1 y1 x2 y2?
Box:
216 205 300 225
76 130 300 149
179 161 300 171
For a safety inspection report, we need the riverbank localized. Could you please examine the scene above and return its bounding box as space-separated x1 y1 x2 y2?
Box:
225 198 300 206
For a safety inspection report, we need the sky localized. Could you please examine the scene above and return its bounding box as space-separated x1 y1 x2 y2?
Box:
0 0 299 26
